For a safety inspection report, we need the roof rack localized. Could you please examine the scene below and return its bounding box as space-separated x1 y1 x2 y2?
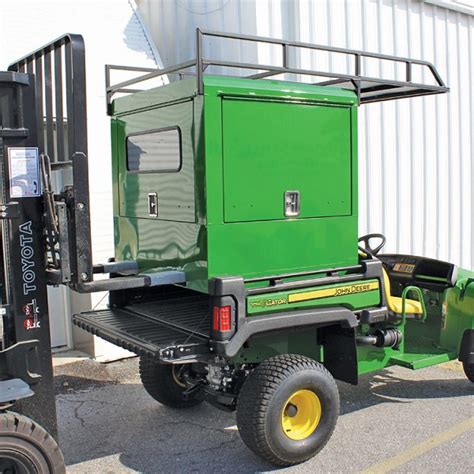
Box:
106 28 448 106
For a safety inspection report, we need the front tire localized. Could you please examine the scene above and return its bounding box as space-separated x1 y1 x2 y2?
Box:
139 357 203 408
236 354 339 466
0 411 65 474
462 361 474 382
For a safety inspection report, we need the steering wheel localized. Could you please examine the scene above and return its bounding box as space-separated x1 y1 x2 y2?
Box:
358 233 386 258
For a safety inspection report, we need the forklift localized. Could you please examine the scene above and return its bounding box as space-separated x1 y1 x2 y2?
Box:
1 30 473 469
0 46 67 471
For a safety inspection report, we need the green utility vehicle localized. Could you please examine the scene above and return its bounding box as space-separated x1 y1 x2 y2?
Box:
7 30 473 467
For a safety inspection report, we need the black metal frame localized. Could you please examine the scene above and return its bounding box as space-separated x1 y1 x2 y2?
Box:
8 34 93 286
106 28 448 108
0 71 58 436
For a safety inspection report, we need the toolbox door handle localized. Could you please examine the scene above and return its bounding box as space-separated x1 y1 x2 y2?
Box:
148 193 158 217
284 190 300 217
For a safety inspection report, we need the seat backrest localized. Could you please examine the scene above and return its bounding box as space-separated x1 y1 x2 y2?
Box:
382 267 397 313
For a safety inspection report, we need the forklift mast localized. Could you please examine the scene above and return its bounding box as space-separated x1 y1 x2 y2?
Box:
1 34 90 436
0 70 57 435
8 34 92 288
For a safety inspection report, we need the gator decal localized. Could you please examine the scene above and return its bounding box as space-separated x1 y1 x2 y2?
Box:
249 296 288 309
247 279 381 315
289 281 379 303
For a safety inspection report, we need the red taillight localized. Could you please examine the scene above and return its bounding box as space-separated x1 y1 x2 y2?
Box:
213 305 232 332
213 306 220 331
220 306 232 331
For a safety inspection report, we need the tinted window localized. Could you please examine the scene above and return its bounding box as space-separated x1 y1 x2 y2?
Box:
126 128 181 172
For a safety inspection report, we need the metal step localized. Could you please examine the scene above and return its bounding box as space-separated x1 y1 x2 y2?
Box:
73 298 210 361
389 350 455 370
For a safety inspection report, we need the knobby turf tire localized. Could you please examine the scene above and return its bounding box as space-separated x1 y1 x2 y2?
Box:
139 357 202 408
462 361 474 382
0 411 65 474
236 354 339 467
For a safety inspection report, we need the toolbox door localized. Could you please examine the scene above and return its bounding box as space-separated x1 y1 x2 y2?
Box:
222 98 352 222
117 100 195 222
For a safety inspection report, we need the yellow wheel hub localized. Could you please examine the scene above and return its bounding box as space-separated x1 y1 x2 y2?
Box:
172 365 187 388
281 389 322 440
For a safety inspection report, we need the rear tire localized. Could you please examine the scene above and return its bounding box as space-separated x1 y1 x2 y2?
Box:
462 361 474 382
139 357 203 408
0 411 65 474
236 354 339 466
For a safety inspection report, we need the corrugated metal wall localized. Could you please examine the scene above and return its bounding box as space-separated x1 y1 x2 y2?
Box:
138 0 473 270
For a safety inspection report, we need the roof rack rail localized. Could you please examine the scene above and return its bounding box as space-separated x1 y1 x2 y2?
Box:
106 28 448 106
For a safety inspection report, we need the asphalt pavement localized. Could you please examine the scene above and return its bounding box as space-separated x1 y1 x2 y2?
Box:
54 357 473 473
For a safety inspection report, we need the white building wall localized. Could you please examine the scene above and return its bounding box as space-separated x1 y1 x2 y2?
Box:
138 0 473 270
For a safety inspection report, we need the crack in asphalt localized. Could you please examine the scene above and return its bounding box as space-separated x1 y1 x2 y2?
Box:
73 401 86 427
58 396 128 409
59 397 237 434
59 397 238 440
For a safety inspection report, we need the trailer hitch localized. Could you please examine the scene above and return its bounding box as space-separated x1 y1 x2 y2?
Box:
182 380 207 402
159 340 209 362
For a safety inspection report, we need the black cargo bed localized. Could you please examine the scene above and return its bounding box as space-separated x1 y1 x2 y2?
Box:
73 294 210 361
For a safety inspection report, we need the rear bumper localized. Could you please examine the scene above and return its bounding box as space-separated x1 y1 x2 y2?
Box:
208 260 383 358
215 306 358 358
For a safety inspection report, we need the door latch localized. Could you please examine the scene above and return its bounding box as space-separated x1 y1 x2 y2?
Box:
284 191 300 217
148 193 158 217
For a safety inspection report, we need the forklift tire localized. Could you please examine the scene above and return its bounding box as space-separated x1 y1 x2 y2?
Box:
139 357 203 408
0 411 65 474
236 354 339 466
462 362 474 382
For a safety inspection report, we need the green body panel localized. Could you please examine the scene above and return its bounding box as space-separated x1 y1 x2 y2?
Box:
204 76 358 280
246 279 380 315
356 345 399 375
112 75 358 288
112 79 207 291
221 98 352 222
440 268 474 352
118 100 195 222
207 217 357 279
